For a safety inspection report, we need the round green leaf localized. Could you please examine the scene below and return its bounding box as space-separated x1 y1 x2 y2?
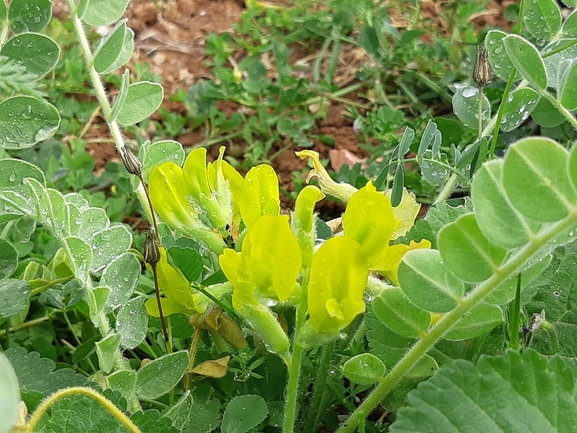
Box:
560 60 577 110
563 9 577 37
93 20 127 73
0 159 45 191
95 23 134 75
106 370 136 399
398 249 464 313
221 395 268 433
439 214 508 283
503 137 576 222
79 0 130 26
373 288 431 338
503 35 547 90
531 96 566 127
0 353 20 433
485 30 517 81
444 303 504 340
342 354 386 386
472 160 540 249
90 225 132 273
95 332 120 373
117 297 148 349
8 0 52 33
523 0 562 40
1 33 59 77
0 239 18 279
116 82 163 126
452 86 491 130
135 351 189 400
0 96 60 149
0 279 30 319
101 252 141 309
500 88 539 132
140 140 185 183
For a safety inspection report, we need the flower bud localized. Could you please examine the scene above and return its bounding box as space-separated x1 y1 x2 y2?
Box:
121 144 143 176
143 230 160 267
473 45 494 88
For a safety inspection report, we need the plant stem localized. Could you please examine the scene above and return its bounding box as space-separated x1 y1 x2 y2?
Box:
0 316 50 338
489 70 516 159
151 264 171 353
508 274 522 350
336 212 577 433
26 387 140 433
432 172 458 205
302 339 336 433
283 278 309 433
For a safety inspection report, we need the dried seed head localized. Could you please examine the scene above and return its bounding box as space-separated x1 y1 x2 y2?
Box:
120 145 143 176
143 230 160 267
473 45 494 88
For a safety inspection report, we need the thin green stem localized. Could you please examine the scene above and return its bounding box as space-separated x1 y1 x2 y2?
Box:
508 274 522 350
489 70 517 159
283 275 309 433
26 387 140 433
151 264 171 353
336 212 577 433
30 276 74 296
432 172 458 205
0 316 50 338
302 339 336 433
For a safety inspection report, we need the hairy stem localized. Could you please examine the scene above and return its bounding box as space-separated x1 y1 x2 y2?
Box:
26 387 140 433
336 212 577 433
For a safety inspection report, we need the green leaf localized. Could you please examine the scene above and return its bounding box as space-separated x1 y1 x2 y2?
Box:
0 96 59 149
62 237 92 283
367 305 415 367
185 399 220 433
93 19 132 74
417 120 437 155
96 332 121 373
135 351 188 400
485 255 551 305
8 0 52 33
0 239 18 278
472 160 540 249
167 245 203 282
485 30 517 81
373 288 431 338
560 60 577 110
117 297 148 349
116 81 163 126
503 137 576 222
101 252 140 310
0 279 29 319
438 214 508 283
35 393 130 433
132 410 179 433
4 348 86 398
107 370 136 400
531 96 567 127
79 0 130 26
398 249 464 313
163 391 194 431
503 35 547 90
0 158 45 192
342 354 386 386
110 69 130 122
0 1 6 22
444 303 504 340
1 33 59 77
0 353 20 433
90 225 132 273
221 395 268 433
500 88 539 132
452 87 491 130
390 350 577 433
140 140 185 183
359 25 381 60
523 0 562 40
563 9 577 37
272 40 291 78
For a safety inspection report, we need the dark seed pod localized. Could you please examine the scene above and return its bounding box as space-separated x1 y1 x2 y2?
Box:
143 230 160 266
473 45 494 88
120 144 143 176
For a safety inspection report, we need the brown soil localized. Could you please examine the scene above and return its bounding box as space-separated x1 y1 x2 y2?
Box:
53 0 514 211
